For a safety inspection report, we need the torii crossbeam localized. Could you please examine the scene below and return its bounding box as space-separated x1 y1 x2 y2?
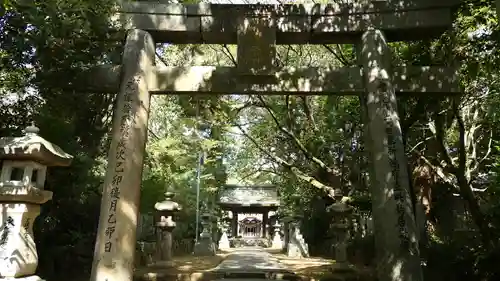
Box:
79 1 462 281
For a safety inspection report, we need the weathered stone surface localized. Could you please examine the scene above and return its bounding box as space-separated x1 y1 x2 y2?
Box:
135 241 155 267
67 65 459 95
90 29 154 281
360 28 423 281
113 0 461 44
0 183 52 205
194 213 216 256
0 204 41 277
193 237 216 256
154 192 181 214
0 125 72 279
117 0 460 16
153 192 180 267
0 125 73 167
331 201 352 268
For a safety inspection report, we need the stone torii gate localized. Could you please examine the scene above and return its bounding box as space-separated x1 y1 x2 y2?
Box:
70 1 461 281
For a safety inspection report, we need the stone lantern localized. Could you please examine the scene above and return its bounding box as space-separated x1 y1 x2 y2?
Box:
331 189 353 269
194 212 215 256
271 221 283 250
0 124 73 280
152 190 181 268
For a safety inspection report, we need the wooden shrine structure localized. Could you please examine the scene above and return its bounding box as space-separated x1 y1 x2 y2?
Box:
218 185 280 247
66 1 463 281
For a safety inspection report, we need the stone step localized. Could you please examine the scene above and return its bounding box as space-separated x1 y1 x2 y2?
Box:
215 271 301 281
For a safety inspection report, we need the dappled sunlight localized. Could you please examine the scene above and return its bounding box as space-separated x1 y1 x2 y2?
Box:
74 64 459 96
64 1 462 96
276 254 333 270
113 0 461 44
135 254 225 275
92 29 154 281
208 249 300 281
55 2 464 281
175 255 225 272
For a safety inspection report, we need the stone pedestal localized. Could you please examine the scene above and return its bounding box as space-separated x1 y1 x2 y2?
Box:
194 213 215 256
271 223 283 250
287 220 309 258
218 222 230 251
331 191 353 270
333 223 349 269
1 203 43 278
0 124 73 280
135 241 155 267
151 191 180 268
153 228 174 268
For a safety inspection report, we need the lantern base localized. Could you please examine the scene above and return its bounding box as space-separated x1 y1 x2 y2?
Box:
0 275 44 281
218 233 230 251
271 233 283 250
193 237 216 256
0 203 41 278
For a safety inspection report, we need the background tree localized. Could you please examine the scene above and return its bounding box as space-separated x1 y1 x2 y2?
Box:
2 0 500 280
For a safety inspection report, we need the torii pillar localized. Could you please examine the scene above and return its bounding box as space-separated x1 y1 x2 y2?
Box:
360 28 423 281
90 29 154 281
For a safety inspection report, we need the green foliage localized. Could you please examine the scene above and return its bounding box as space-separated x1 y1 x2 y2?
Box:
1 0 121 279
141 95 229 239
1 0 500 280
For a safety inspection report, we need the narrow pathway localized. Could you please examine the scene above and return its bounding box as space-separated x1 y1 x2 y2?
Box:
211 247 299 280
214 248 287 272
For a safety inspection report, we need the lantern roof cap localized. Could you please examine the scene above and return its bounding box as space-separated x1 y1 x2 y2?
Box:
0 123 73 166
154 191 181 212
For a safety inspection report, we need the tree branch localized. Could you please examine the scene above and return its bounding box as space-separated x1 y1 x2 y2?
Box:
148 128 160 141
222 44 237 65
235 122 336 198
473 129 493 173
257 96 340 177
234 121 291 167
416 153 455 186
155 51 169 67
453 98 494 247
290 167 336 198
322 44 351 66
428 117 455 172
